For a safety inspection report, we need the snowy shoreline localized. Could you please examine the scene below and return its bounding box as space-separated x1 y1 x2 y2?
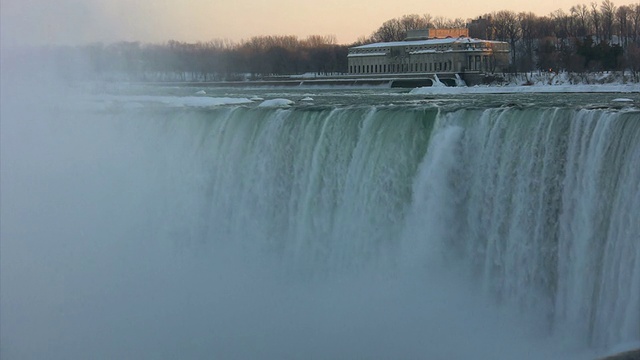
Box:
412 71 640 94
410 83 640 95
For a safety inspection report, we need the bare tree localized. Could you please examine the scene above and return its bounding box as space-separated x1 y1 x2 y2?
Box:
571 4 592 37
616 6 631 48
519 12 538 71
304 35 337 47
421 14 434 28
591 2 602 41
371 18 404 42
449 18 469 28
550 9 572 39
630 3 640 42
400 14 427 32
493 10 521 70
432 16 450 29
601 0 617 41
369 14 441 42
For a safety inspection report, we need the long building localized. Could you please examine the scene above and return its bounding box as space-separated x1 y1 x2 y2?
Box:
347 29 510 85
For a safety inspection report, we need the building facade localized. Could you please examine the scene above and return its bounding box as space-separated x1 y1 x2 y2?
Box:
347 29 510 78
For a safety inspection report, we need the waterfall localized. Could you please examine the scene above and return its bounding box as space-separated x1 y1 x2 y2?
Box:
2 99 638 359
194 105 640 349
454 73 467 87
409 109 640 349
432 74 446 87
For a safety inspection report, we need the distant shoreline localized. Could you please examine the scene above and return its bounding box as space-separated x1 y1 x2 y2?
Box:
129 70 640 92
137 79 640 94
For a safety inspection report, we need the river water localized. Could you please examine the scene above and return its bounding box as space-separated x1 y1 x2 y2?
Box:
1 84 639 359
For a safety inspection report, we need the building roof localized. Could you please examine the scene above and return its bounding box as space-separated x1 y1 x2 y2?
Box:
351 37 506 50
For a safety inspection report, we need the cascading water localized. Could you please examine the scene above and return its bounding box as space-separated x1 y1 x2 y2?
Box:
203 106 436 271
411 109 640 349
2 89 639 359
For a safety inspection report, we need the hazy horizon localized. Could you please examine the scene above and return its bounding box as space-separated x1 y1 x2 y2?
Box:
2 0 639 47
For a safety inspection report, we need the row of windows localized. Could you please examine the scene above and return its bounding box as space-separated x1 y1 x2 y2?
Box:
407 45 450 52
351 45 450 55
349 61 454 74
351 42 493 55
350 48 390 55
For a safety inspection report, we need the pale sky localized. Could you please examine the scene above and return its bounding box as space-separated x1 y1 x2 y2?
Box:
1 0 638 47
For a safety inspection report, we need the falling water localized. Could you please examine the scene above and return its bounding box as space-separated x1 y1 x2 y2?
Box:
2 91 638 359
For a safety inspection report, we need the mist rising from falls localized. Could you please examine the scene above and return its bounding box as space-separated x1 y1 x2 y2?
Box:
2 98 639 359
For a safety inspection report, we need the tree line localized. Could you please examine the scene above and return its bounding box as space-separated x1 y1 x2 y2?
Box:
468 1 640 76
358 1 640 77
56 35 348 82
41 0 640 81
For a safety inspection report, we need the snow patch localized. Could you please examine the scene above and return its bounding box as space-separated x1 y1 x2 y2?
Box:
258 98 295 107
611 98 634 102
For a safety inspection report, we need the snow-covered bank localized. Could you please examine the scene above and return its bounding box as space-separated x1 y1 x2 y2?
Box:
412 71 640 94
411 83 640 95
